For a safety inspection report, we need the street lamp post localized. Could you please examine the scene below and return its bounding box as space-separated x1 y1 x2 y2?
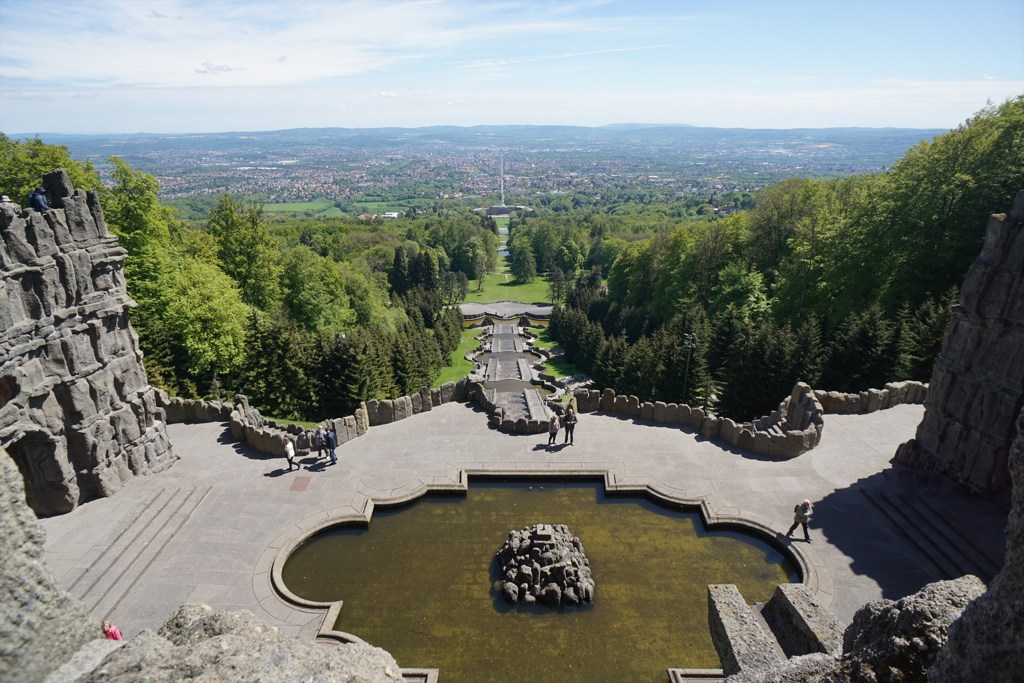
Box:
681 332 697 404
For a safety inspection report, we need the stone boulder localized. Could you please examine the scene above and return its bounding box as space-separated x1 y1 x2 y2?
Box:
0 449 95 683
928 406 1024 680
834 576 985 682
495 523 594 607
77 603 402 683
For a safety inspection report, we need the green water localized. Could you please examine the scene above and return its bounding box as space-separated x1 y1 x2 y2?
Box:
282 480 798 683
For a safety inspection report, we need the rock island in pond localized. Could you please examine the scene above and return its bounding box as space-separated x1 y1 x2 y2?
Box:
496 523 595 606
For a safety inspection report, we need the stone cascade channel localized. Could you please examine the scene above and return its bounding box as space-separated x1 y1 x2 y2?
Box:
480 322 550 423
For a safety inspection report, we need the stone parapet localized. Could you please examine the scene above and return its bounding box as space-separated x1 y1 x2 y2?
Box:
708 583 783 676
760 583 843 657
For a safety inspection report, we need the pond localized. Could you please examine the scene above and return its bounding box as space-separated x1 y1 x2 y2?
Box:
281 479 798 683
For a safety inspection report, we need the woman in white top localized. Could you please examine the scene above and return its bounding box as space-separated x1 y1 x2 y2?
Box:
284 436 298 471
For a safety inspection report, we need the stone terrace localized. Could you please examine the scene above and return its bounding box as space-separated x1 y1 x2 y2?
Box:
39 400 1006 667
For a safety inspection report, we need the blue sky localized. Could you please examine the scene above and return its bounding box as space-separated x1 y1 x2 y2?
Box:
1 0 1021 134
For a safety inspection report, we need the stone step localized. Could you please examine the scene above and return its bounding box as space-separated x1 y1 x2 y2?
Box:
860 488 961 579
911 492 1003 581
887 489 999 581
65 486 180 599
523 388 547 421
80 485 212 620
667 669 724 682
516 358 532 381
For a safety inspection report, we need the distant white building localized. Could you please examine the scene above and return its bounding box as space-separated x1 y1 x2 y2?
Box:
382 212 401 219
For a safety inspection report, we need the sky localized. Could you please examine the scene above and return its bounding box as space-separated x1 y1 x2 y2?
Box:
1 0 1022 134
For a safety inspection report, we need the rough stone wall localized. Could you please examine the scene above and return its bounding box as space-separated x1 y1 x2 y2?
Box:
0 170 175 515
895 190 1024 496
928 407 1024 680
0 449 95 682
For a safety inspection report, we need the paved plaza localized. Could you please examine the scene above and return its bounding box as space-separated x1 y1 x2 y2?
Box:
40 399 1007 662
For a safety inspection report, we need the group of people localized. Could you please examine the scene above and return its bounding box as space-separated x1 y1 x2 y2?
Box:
547 406 579 446
282 427 339 472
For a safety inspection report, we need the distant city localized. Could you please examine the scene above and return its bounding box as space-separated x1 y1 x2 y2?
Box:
32 124 946 208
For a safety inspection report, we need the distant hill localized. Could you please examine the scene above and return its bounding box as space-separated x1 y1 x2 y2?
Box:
14 123 945 156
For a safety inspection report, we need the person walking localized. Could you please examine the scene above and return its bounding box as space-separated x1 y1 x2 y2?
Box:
786 499 813 542
547 413 560 447
102 621 123 641
313 426 326 460
563 407 578 445
326 428 338 465
284 436 298 471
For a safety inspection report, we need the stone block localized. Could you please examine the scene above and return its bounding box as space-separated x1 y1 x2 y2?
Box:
761 583 843 657
430 387 441 406
737 428 755 451
411 391 422 414
393 396 411 421
708 584 783 676
701 416 721 439
719 417 739 445
419 387 432 412
689 407 705 429
678 403 692 424
454 377 468 402
440 381 456 404
378 399 395 424
627 395 641 417
354 405 369 435
653 401 667 423
613 394 629 415
866 388 883 412
600 388 616 412
640 402 654 422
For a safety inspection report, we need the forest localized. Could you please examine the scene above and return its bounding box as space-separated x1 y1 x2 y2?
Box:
1 97 1021 423
526 98 1023 419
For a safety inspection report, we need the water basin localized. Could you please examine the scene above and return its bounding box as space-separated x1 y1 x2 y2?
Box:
281 479 798 682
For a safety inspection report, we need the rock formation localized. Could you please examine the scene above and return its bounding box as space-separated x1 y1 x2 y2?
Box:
927 406 1024 680
496 523 594 606
0 446 404 683
895 190 1024 496
719 576 985 683
0 449 95 682
71 603 403 683
0 170 174 515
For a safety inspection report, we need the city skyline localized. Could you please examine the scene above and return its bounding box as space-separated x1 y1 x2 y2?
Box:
1 0 1022 135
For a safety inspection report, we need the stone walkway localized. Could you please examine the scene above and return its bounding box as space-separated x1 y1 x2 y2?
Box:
40 401 1007 666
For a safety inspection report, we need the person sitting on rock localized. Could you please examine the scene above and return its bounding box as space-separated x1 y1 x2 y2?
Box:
28 186 50 213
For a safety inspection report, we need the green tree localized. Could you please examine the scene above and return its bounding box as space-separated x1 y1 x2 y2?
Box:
208 194 282 310
508 235 537 283
0 134 102 202
280 245 356 335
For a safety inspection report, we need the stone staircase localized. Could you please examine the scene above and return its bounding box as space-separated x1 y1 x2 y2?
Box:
859 487 1002 582
669 583 841 682
63 484 212 620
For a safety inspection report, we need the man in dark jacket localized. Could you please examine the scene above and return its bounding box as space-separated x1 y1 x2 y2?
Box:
28 186 49 212
326 429 338 465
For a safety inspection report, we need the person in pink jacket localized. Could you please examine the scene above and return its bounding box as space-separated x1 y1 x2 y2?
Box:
102 620 123 640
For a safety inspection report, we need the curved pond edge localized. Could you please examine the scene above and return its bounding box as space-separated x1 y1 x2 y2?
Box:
260 469 825 678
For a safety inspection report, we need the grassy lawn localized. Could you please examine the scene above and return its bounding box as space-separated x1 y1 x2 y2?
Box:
433 326 485 387
541 356 580 379
531 327 559 350
265 416 321 430
465 256 552 305
264 199 336 213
